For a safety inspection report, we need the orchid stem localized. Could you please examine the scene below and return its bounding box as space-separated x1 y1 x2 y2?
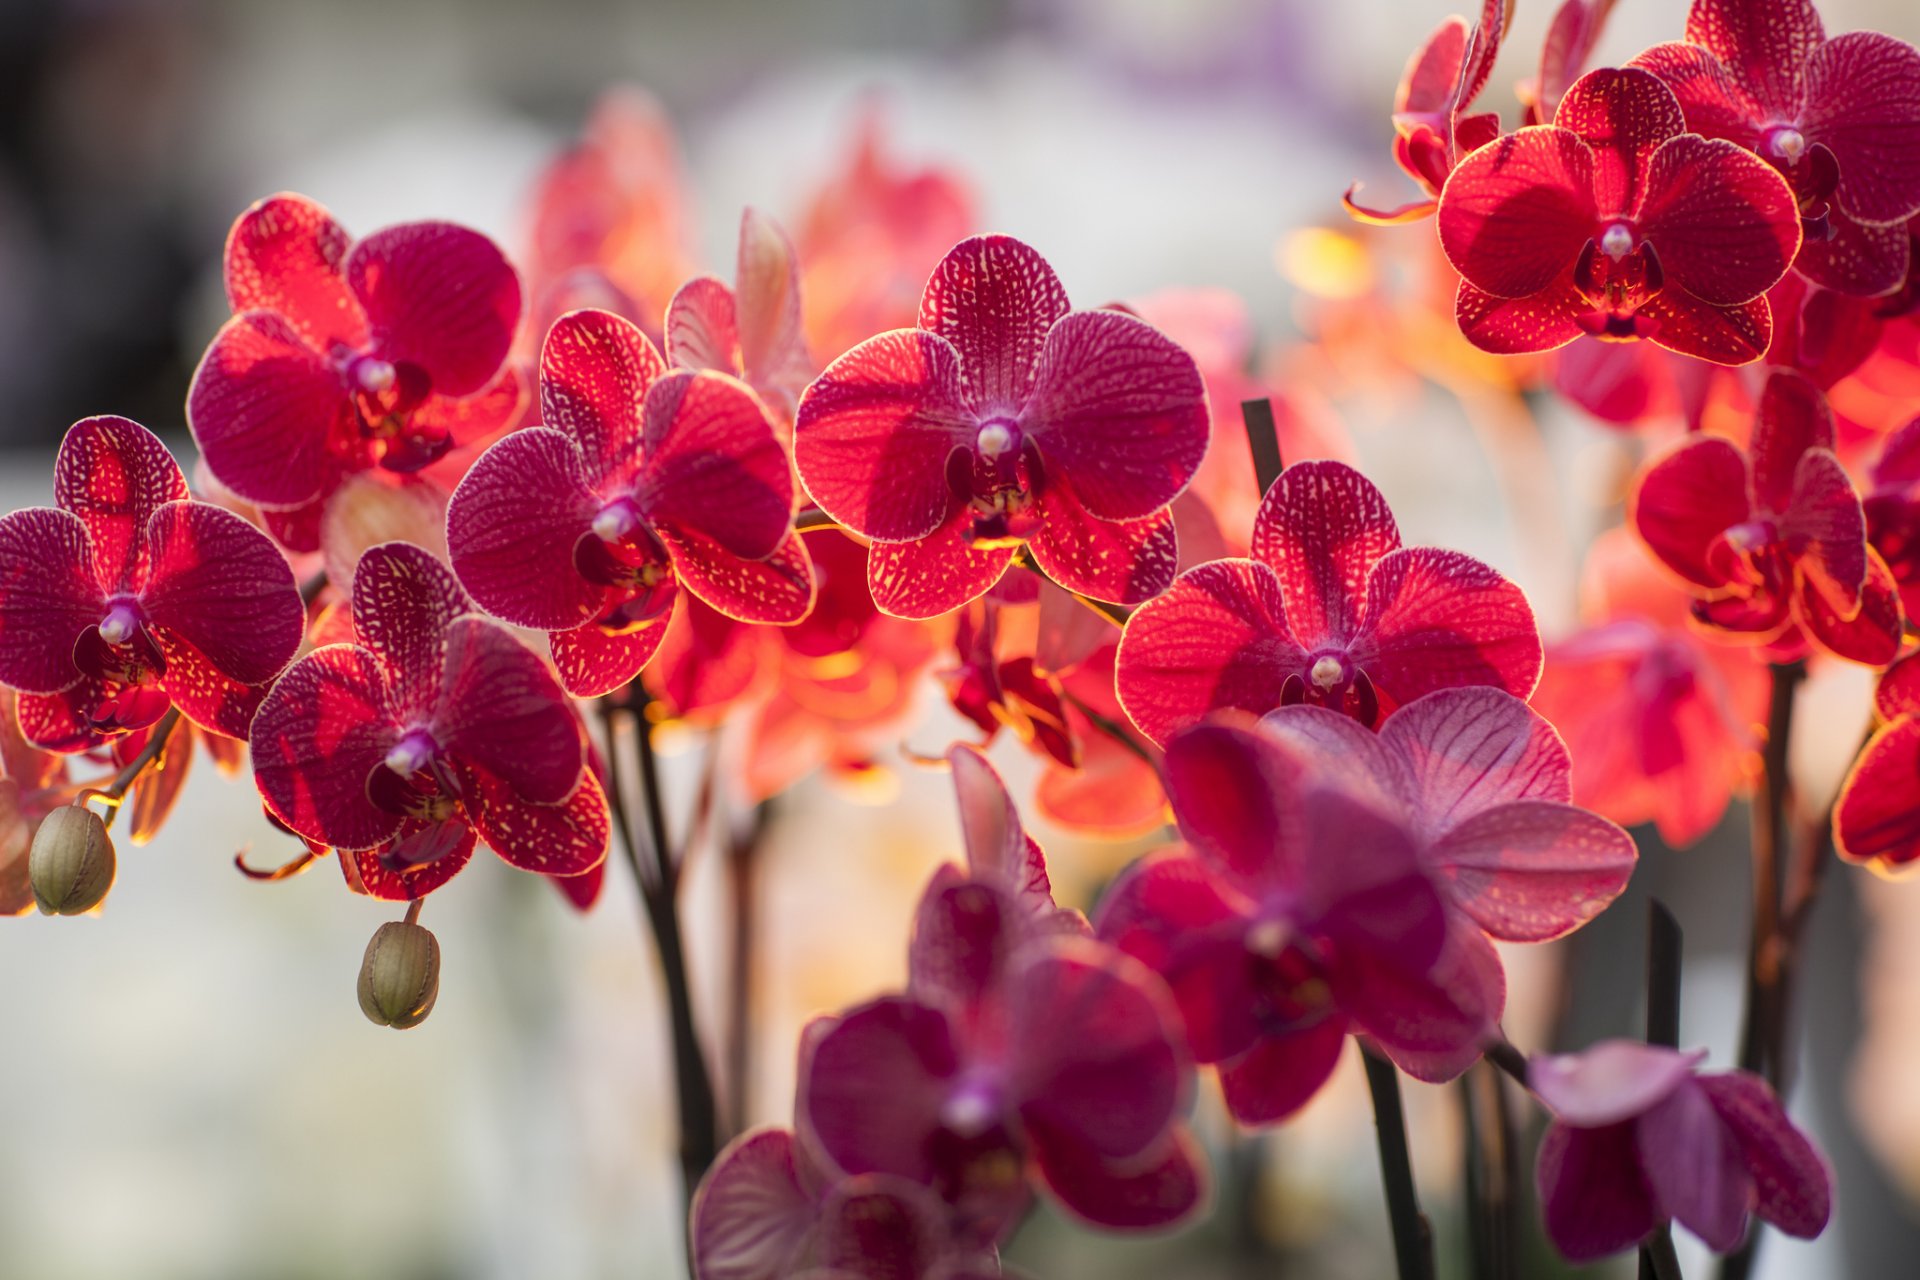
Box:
89 708 183 831
1012 546 1131 626
1640 899 1684 1280
1241 397 1285 495
1362 1045 1435 1280
724 798 775 1139
598 692 720 1245
1737 661 1804 1082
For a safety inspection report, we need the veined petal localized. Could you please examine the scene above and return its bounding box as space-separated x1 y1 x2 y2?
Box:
639 370 794 560
1163 719 1309 894
464 762 608 875
1437 127 1597 299
1379 686 1573 828
351 542 472 719
1835 718 1920 870
1258 704 1409 816
1531 1040 1703 1125
1750 368 1836 514
1552 67 1686 213
690 1129 817 1280
141 501 304 686
250 644 401 850
1630 42 1765 148
436 617 582 806
0 508 105 693
1640 136 1800 306
1630 437 1754 588
1803 32 1920 226
1697 1070 1832 1239
1114 559 1304 747
1250 459 1400 646
1454 276 1589 355
53 416 187 592
1685 0 1823 113
1353 546 1543 713
446 428 607 630
1027 489 1178 607
919 234 1071 412
1795 209 1912 298
662 525 815 624
865 511 1015 620
222 193 368 351
1796 545 1901 665
1021 310 1209 522
550 613 670 698
186 310 351 508
793 329 973 542
734 208 812 412
1398 15 1468 115
540 307 667 479
666 276 742 377
1637 1079 1751 1253
1641 291 1774 366
346 221 520 397
1431 800 1636 941
1536 1120 1659 1262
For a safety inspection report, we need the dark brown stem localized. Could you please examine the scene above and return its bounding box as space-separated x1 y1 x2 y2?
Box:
299 570 329 606
1013 546 1131 626
1737 661 1804 1081
793 505 837 532
1483 1036 1529 1088
724 799 775 1139
1241 397 1285 495
1640 900 1684 1279
1059 687 1161 773
1362 1046 1435 1280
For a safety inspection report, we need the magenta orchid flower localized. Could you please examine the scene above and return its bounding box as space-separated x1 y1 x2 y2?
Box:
1835 653 1920 872
0 416 304 750
1633 0 1920 296
1260 686 1637 943
792 234 1209 618
186 194 524 548
1115 459 1539 743
667 208 816 424
691 1127 1004 1280
1631 368 1902 663
446 307 814 697
1095 719 1501 1125
1530 1040 1831 1261
250 541 607 887
798 746 1203 1240
1437 66 1801 363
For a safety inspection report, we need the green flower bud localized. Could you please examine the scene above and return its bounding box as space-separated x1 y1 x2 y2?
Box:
357 920 440 1029
30 805 115 916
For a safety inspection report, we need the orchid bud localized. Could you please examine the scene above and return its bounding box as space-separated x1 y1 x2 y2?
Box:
357 920 440 1029
29 805 115 916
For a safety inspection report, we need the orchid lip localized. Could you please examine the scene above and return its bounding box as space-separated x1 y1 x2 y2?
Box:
98 599 144 647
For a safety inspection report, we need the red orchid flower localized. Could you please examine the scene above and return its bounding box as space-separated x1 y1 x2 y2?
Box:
1632 0 1920 297
1344 0 1507 224
941 595 1077 770
799 747 1203 1241
1529 1040 1830 1261
186 194 524 550
447 308 814 698
1631 368 1902 663
667 208 816 425
1116 459 1539 743
1 689 71 915
250 541 608 886
692 1127 1005 1280
1519 0 1620 126
1530 528 1768 848
1096 719 1499 1125
0 416 305 750
1437 66 1801 363
1835 654 1920 872
1260 686 1637 944
1862 412 1920 620
793 234 1209 618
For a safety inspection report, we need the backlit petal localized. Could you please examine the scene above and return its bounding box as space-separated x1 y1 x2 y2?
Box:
346 221 520 397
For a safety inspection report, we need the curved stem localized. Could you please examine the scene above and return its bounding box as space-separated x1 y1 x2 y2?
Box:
88 708 183 831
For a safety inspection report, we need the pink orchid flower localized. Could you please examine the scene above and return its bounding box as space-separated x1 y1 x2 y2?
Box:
667 208 816 425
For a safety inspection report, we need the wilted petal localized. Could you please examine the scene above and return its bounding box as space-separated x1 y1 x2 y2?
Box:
187 311 351 508
1638 1079 1751 1253
1250 460 1400 645
222 193 368 351
1697 1070 1833 1239
1217 1016 1349 1126
346 221 520 397
1027 490 1178 607
142 501 304 686
0 508 105 693
1029 1126 1205 1232
920 235 1071 412
250 644 401 850
1021 310 1208 522
1432 801 1636 941
53 416 187 592
550 613 670 698
795 329 974 542
464 762 608 875
1639 136 1799 306
447 427 607 630
1114 559 1303 747
1354 547 1543 713
1552 67 1685 213
690 1128 816 1280
1803 32 1920 226
866 511 1015 620
1536 1120 1659 1262
437 617 582 806
1631 437 1753 589
1437 127 1596 299
640 370 793 560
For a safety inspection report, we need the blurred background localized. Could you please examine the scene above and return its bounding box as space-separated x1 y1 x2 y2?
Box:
3 0 1920 1276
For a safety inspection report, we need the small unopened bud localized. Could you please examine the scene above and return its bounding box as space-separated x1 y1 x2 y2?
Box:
30 805 115 916
357 920 440 1029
